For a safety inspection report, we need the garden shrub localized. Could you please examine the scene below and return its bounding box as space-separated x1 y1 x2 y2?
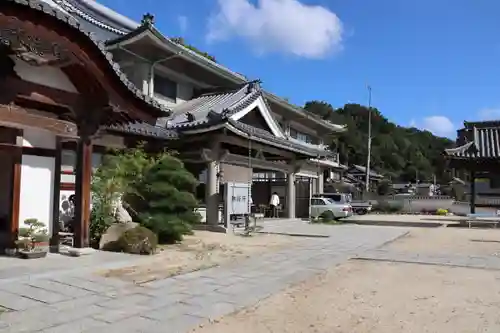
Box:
103 226 158 255
136 154 201 244
373 200 403 213
436 208 448 216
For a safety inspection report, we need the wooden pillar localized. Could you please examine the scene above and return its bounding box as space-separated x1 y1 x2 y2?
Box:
9 146 21 248
50 137 62 253
73 137 93 248
206 160 219 225
470 170 476 214
287 172 296 218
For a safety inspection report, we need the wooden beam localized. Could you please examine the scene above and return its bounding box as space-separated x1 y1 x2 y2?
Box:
217 133 295 159
0 104 78 137
0 76 81 109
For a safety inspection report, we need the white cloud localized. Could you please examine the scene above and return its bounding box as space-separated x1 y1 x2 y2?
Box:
478 108 500 120
206 0 344 59
178 15 188 33
420 116 455 137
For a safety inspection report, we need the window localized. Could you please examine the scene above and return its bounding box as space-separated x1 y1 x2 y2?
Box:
290 128 314 144
311 199 326 205
154 75 177 100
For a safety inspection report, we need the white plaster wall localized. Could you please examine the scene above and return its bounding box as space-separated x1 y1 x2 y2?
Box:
22 128 56 149
12 57 78 93
120 63 149 94
19 155 55 235
60 150 102 184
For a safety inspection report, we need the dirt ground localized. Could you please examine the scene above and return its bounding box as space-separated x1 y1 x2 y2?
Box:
194 260 500 333
97 231 300 284
385 227 500 256
193 227 500 333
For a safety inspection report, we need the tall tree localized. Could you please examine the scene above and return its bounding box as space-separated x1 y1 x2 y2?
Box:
303 101 454 183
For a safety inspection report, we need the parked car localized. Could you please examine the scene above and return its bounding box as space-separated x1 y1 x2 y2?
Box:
313 193 372 215
310 197 353 220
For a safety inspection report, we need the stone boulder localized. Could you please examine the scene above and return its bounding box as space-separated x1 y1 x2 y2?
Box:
115 203 133 223
99 221 138 249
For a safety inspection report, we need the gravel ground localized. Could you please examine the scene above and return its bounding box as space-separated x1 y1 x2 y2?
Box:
193 260 500 333
385 227 500 256
96 231 302 284
192 227 500 333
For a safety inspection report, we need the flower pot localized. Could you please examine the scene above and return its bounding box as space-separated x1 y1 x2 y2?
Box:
18 250 47 259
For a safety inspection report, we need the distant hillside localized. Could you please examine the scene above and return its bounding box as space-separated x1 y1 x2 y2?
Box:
304 101 455 183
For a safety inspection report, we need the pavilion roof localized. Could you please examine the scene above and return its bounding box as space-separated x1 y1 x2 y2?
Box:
444 123 500 159
106 123 177 140
154 82 331 157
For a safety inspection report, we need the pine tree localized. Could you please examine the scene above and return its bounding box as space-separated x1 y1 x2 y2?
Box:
137 153 200 243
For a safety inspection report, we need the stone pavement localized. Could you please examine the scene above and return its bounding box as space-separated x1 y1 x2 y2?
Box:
0 225 408 333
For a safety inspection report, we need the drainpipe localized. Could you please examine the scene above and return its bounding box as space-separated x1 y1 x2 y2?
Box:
117 45 182 97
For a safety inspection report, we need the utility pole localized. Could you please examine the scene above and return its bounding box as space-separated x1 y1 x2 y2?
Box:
365 85 372 193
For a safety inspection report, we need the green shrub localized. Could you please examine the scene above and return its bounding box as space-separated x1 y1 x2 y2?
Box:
18 228 29 238
136 154 200 244
436 208 448 216
373 200 403 213
106 226 158 255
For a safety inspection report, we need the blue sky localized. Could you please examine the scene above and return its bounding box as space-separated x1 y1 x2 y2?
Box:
99 0 500 138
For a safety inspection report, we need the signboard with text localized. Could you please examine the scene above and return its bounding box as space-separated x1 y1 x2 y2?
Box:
224 182 251 215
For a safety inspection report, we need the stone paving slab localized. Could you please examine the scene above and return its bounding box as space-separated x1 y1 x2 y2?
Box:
0 225 409 333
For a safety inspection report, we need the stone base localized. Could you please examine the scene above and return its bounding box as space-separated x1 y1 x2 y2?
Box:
59 246 96 257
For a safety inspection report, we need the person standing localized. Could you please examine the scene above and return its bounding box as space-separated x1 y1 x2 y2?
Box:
269 192 280 218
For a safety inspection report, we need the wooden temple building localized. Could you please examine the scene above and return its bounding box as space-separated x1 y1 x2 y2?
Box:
444 120 500 213
0 0 347 251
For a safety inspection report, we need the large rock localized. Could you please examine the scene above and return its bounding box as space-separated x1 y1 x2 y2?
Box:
99 221 138 249
115 203 133 223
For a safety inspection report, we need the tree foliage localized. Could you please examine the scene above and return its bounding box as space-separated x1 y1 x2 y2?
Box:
303 101 454 183
90 145 154 247
135 154 201 244
91 145 199 247
171 37 217 63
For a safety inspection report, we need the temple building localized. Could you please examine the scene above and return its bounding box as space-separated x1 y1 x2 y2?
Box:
444 120 500 213
0 0 347 250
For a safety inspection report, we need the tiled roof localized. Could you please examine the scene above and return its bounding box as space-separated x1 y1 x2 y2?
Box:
444 125 500 159
350 164 383 178
226 119 330 157
9 0 169 117
107 123 177 139
162 82 261 129
155 82 333 156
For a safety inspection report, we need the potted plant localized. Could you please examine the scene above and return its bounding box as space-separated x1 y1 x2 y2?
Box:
15 218 49 259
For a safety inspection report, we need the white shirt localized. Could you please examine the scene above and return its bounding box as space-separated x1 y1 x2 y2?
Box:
270 194 280 206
